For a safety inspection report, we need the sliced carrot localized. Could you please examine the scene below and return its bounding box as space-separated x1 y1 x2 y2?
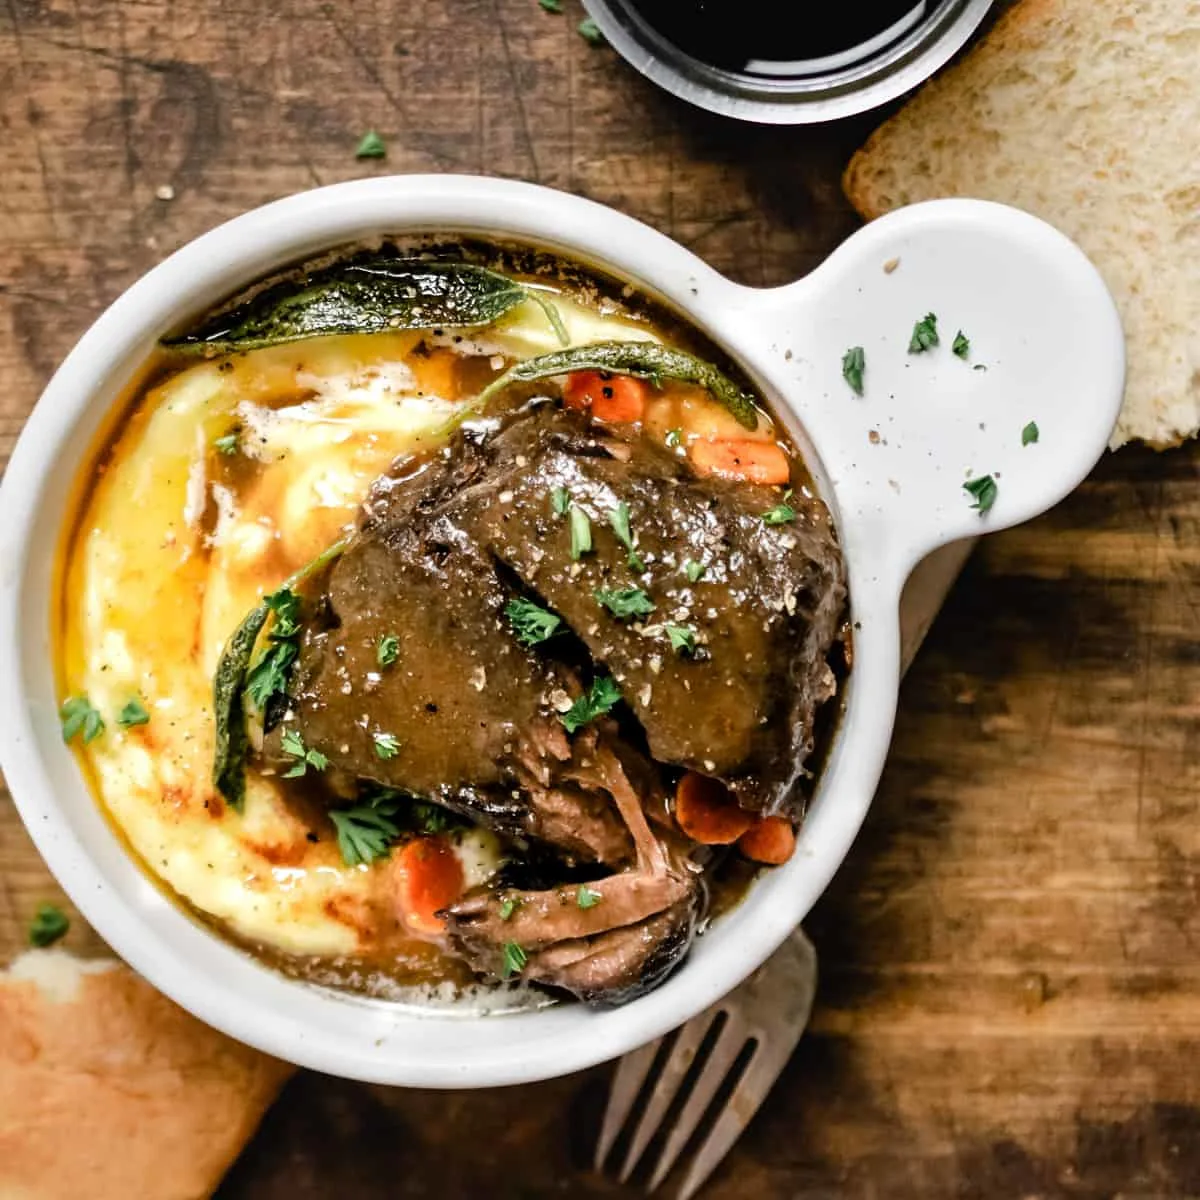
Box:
689 439 791 486
737 816 797 865
394 836 465 936
562 371 648 423
674 772 755 845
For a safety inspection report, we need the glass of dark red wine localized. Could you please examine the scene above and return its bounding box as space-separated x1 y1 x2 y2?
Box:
583 0 994 123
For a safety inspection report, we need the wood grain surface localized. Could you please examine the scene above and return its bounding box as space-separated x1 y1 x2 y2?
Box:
3 2 1199 1196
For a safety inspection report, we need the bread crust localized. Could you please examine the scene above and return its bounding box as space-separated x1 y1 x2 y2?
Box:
844 0 1065 217
842 0 1200 450
0 951 293 1200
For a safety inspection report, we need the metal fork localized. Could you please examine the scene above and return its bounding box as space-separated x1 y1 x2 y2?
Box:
594 927 818 1198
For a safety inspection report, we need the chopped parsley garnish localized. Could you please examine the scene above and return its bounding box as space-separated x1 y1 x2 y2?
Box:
595 587 654 619
214 430 239 456
908 312 939 353
377 634 400 667
761 501 796 526
1022 421 1040 446
665 428 683 449
577 16 604 44
280 728 329 778
684 559 706 583
973 364 987 372
576 884 602 910
355 130 386 159
116 697 150 729
245 586 304 710
60 695 104 745
499 897 519 921
842 345 865 395
505 596 563 647
963 474 998 515
560 675 623 733
551 486 570 516
373 731 401 760
501 940 528 978
410 801 451 834
360 788 461 837
608 502 644 571
569 504 592 560
665 625 697 655
539 0 562 10
330 794 400 867
265 586 302 637
952 330 970 359
28 903 69 948
245 640 298 709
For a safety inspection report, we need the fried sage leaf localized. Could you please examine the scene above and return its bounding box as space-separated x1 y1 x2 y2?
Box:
475 341 760 430
212 537 349 810
165 260 528 353
212 605 269 812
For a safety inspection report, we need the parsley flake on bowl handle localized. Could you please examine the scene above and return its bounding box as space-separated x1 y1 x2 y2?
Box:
842 345 865 394
908 312 939 353
963 474 998 515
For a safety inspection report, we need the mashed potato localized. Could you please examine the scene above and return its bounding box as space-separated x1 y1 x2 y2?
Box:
58 293 659 971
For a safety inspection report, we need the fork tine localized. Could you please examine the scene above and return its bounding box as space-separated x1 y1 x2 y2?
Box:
643 1018 752 1193
673 1035 799 1200
615 1016 718 1183
594 1039 660 1171
637 1014 749 1192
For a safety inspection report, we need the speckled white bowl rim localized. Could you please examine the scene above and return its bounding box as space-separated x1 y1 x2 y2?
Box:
0 176 1124 1088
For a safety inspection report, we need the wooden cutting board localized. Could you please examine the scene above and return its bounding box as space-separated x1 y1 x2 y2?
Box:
3 1 1199 1196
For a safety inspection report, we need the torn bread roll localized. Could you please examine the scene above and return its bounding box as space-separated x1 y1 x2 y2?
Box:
0 949 293 1200
843 0 1200 450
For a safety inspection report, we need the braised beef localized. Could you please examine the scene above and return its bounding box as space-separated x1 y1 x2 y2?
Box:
268 399 845 1004
446 880 703 1005
442 739 706 1004
452 404 846 817
273 441 633 868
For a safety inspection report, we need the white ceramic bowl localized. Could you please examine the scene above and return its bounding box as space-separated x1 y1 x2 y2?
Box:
0 176 1124 1087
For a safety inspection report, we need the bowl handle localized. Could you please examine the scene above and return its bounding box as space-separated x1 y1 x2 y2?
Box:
744 199 1125 589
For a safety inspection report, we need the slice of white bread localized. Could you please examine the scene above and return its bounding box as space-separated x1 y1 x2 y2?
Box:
0 949 293 1200
843 0 1200 449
